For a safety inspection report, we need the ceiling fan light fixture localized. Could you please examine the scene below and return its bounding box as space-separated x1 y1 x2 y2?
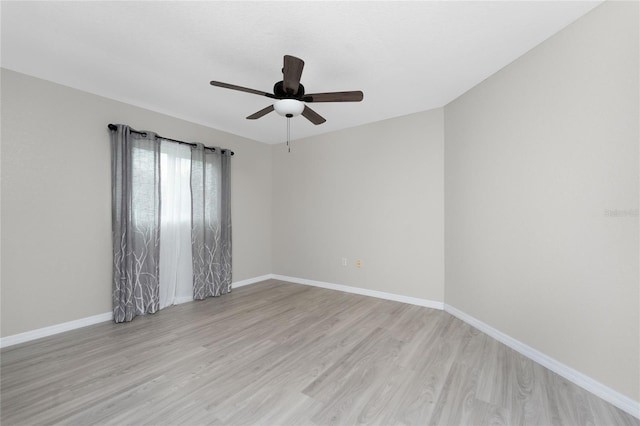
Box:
274 99 304 117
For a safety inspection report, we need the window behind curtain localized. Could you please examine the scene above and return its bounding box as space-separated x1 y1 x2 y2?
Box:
159 141 193 308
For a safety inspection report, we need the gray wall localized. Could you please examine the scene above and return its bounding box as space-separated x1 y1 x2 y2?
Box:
1 69 273 337
272 109 445 302
444 1 639 401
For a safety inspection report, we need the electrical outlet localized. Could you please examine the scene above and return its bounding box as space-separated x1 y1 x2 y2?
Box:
341 257 348 267
356 259 362 269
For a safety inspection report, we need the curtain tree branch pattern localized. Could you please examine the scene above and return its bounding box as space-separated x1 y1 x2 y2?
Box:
110 124 233 323
110 125 161 323
191 143 232 299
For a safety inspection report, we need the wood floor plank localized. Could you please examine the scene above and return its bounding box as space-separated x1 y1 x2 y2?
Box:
1 280 637 426
307 331 404 425
391 318 468 424
428 324 485 425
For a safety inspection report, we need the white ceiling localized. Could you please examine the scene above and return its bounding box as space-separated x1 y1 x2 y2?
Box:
1 1 601 144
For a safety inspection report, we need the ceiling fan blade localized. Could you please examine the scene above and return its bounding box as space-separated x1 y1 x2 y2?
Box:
246 105 275 120
210 81 276 99
283 55 305 95
303 91 364 103
302 105 326 125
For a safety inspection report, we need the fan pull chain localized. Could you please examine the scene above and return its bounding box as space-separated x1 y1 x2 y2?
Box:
287 117 291 153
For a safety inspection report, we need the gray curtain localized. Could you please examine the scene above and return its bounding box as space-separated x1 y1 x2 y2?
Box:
110 125 161 323
191 143 232 299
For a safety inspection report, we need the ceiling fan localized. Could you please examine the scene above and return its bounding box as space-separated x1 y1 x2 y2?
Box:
210 55 364 125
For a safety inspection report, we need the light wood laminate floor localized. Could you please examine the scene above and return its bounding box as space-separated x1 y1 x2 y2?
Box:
1 280 638 425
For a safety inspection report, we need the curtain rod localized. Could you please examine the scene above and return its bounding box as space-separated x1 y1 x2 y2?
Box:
107 124 234 156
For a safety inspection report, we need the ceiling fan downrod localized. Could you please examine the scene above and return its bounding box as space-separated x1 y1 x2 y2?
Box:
287 117 291 153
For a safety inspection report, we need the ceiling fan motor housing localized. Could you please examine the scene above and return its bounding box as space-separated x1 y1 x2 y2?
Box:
274 81 305 98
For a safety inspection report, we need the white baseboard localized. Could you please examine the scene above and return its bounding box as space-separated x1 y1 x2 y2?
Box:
271 274 444 310
0 312 113 349
233 274 275 288
0 274 272 349
444 304 640 420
